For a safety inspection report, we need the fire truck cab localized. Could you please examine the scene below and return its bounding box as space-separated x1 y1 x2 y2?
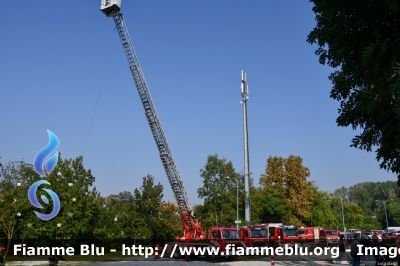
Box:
239 225 268 247
268 225 300 247
320 229 339 246
208 227 243 260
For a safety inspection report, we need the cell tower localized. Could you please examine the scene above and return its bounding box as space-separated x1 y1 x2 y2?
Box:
240 70 251 223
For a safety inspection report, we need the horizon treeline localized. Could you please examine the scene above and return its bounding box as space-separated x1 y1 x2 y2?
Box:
0 155 398 249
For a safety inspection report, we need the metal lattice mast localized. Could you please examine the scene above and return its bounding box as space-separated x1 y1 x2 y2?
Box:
241 70 251 223
113 14 191 212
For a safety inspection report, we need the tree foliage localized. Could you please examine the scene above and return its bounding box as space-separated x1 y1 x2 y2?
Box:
250 186 286 224
21 156 103 240
386 199 400 227
196 154 244 228
0 160 37 254
308 0 400 181
132 175 181 242
0 155 183 245
92 176 181 242
113 194 152 242
330 195 364 230
307 186 336 228
333 181 400 229
334 181 400 218
260 155 314 226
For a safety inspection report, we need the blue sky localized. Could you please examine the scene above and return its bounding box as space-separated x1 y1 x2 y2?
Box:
1 1 396 206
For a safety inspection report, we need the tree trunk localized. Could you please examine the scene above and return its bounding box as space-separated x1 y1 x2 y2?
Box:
6 238 11 258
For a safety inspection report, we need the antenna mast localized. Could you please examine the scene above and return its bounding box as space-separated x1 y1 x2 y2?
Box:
240 70 251 223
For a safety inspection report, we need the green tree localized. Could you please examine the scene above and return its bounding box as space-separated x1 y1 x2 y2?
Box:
260 155 314 226
133 174 181 243
93 201 119 239
196 154 244 228
380 198 400 228
307 186 336 228
155 202 182 241
330 196 364 230
362 216 382 230
0 160 37 255
333 181 400 229
307 0 400 181
21 156 103 240
114 199 151 242
335 185 372 217
250 186 286 224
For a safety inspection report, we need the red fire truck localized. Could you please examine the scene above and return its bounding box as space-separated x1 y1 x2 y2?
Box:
239 225 269 247
101 1 245 261
298 227 339 246
298 227 320 247
320 229 340 246
268 224 300 247
163 227 243 261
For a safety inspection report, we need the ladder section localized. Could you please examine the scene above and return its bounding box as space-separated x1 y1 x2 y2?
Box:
113 14 191 212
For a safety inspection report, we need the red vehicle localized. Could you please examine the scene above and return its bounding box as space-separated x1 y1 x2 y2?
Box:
101 2 245 261
239 225 269 247
320 229 340 246
268 225 300 247
298 227 320 246
390 234 400 240
165 227 243 261
209 227 242 250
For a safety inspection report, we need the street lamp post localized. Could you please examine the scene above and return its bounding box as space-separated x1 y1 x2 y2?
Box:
339 192 353 246
376 199 392 230
383 201 389 229
235 176 239 231
228 172 251 231
340 195 345 233
341 189 353 236
331 191 346 233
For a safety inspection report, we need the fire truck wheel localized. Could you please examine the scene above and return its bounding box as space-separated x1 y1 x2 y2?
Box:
190 254 199 260
172 249 181 259
226 256 235 261
208 253 217 262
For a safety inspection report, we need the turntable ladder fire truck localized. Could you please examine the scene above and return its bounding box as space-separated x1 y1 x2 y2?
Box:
100 0 243 260
100 0 204 243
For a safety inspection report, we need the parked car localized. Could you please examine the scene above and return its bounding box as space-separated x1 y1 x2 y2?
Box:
382 232 394 239
364 231 374 239
346 233 355 242
385 227 400 233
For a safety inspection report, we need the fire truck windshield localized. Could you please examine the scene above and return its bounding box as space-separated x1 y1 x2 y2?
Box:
250 229 267 238
325 231 338 235
283 228 298 236
298 229 305 234
222 229 239 239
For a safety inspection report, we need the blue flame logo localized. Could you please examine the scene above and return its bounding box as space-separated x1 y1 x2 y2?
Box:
33 130 59 176
28 180 60 221
28 130 61 221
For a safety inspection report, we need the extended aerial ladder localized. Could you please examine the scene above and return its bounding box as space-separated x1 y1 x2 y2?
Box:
100 0 206 242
